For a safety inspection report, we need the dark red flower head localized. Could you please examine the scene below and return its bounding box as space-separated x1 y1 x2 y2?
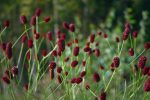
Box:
20 15 27 24
69 23 75 32
30 16 36 26
63 22 69 30
100 91 106 100
5 42 12 59
133 31 138 38
95 48 100 57
116 36 120 43
34 33 40 39
2 76 10 84
113 56 120 68
90 34 95 43
71 60 78 68
138 56 147 69
1 42 6 51
51 50 57 57
128 48 134 56
42 50 47 57
144 78 150 92
3 20 9 27
93 72 100 83
82 60 86 66
23 83 29 91
80 71 86 77
44 16 51 23
144 42 150 50
57 67 62 74
73 46 79 56
64 56 70 62
98 31 102 36
57 75 62 84
11 66 18 75
21 34 27 43
71 77 77 84
47 31 52 41
57 39 65 52
76 77 83 84
142 66 150 75
49 61 56 69
35 8 42 17
103 33 108 38
27 39 33 48
85 84 90 90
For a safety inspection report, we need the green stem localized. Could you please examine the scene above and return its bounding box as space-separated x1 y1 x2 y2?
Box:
105 69 116 92
129 49 145 65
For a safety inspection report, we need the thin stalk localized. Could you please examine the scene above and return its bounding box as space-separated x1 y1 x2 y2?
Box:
128 49 145 65
105 69 116 92
119 41 124 57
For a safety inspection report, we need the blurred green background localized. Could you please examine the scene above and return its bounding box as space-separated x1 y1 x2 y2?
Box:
0 0 150 42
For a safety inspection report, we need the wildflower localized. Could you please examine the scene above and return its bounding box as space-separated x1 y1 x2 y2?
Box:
64 57 69 62
69 23 75 32
63 22 69 30
90 34 95 43
85 84 90 90
3 20 9 27
34 33 40 40
27 39 33 48
76 77 82 84
80 71 86 77
57 39 65 52
30 16 36 26
21 34 27 43
20 15 27 24
5 42 12 59
44 16 51 23
73 46 79 56
144 42 150 50
1 42 6 51
142 66 149 75
95 48 100 57
65 71 68 76
138 56 147 69
113 57 120 68
128 48 134 56
49 61 56 69
2 76 10 84
116 36 120 43
23 83 29 91
93 72 100 83
133 31 138 38
35 8 42 17
144 78 150 92
41 50 47 57
51 50 57 57
71 60 78 68
103 33 107 38
57 75 62 84
82 60 86 66
11 66 18 75
98 31 102 36
70 78 76 84
57 67 62 74
100 91 106 100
